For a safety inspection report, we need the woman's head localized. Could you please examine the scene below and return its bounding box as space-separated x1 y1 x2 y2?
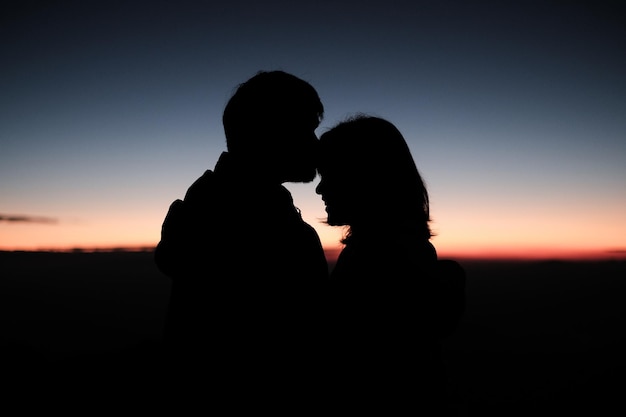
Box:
316 114 431 241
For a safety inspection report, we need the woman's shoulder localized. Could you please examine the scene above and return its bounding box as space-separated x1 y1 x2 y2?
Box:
391 238 437 265
333 238 435 278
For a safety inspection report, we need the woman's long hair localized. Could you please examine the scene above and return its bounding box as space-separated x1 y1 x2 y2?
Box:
319 114 432 245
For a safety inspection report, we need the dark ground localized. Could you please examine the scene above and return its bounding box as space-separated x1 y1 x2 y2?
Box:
1 251 624 414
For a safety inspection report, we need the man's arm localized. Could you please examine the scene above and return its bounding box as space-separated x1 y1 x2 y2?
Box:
154 199 194 279
154 170 215 279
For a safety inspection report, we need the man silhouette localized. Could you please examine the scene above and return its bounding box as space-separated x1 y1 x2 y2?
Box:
154 70 329 397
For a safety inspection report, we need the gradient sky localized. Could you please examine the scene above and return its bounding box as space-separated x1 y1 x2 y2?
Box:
2 0 625 260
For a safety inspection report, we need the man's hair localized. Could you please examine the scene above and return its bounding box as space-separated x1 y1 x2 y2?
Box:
222 70 324 153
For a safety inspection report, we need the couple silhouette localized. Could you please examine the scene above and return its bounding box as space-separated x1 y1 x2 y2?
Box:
154 70 465 413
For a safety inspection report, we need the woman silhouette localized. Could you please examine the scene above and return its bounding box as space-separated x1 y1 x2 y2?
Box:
316 114 465 414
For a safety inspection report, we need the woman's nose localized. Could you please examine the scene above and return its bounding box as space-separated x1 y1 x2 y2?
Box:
315 180 323 195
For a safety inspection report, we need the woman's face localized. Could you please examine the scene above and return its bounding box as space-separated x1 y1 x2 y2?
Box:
315 160 361 227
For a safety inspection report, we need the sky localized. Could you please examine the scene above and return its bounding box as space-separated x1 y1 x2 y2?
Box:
1 0 625 260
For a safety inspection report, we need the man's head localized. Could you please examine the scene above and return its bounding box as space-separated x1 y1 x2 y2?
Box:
222 70 324 183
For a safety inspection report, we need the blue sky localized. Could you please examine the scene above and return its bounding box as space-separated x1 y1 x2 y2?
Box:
1 0 625 258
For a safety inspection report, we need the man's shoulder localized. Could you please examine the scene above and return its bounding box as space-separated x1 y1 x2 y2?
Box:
183 170 216 203
191 169 215 188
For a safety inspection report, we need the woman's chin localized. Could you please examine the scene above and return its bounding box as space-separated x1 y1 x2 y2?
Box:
326 215 347 227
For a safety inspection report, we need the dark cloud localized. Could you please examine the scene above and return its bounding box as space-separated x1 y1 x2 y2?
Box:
0 214 58 224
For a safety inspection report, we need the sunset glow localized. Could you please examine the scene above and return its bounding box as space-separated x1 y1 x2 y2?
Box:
2 210 624 262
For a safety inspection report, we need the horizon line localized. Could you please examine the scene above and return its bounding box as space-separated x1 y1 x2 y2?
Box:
1 245 625 263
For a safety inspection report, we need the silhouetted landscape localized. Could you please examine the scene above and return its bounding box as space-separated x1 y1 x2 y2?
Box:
1 250 624 414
